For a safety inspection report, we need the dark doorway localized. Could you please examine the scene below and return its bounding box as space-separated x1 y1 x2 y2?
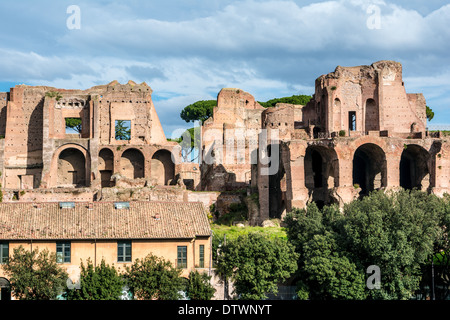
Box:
353 143 386 196
349 111 356 131
268 144 285 219
305 145 339 206
99 148 114 187
312 150 323 188
400 145 431 191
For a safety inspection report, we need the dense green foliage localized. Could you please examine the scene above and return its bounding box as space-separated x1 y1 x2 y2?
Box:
185 270 216 300
285 190 449 300
124 254 184 300
65 117 82 133
2 246 68 300
179 94 312 124
115 120 131 140
214 202 248 226
426 105 434 121
258 95 312 108
216 232 298 299
65 259 124 300
180 100 216 123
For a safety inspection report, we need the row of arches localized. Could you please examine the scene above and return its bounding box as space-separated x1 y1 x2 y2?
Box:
57 146 175 188
264 141 436 219
305 143 433 198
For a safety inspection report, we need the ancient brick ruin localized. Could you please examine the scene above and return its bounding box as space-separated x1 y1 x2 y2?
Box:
201 60 445 223
0 60 446 225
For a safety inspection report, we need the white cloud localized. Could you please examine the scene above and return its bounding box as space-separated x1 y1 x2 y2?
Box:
0 0 449 126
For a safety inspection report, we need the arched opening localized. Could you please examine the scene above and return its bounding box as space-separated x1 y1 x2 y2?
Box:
400 145 431 191
120 149 145 179
305 145 339 207
365 98 379 131
151 149 175 185
352 143 386 196
334 98 341 108
267 144 285 219
58 148 87 187
0 277 11 301
99 148 114 187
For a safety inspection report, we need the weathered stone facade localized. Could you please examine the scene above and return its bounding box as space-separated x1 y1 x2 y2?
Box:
0 80 195 199
0 60 445 227
201 60 445 224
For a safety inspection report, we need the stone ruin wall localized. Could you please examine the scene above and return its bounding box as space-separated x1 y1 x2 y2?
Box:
0 60 446 227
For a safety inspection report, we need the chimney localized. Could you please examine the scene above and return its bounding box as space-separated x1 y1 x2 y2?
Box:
154 213 161 220
88 203 93 210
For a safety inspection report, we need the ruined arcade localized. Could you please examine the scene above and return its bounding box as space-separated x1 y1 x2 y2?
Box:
201 60 447 223
0 60 447 226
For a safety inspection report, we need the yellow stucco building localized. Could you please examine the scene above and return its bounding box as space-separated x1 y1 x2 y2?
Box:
0 201 212 300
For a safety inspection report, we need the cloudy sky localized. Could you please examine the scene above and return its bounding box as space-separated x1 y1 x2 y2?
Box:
0 0 449 136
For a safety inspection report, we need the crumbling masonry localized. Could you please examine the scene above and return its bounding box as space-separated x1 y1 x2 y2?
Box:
0 61 447 225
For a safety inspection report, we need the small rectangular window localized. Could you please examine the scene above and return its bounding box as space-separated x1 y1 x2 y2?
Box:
118 241 132 262
349 111 356 131
199 245 205 268
0 242 8 264
177 246 187 269
56 242 71 263
65 118 82 134
115 120 131 140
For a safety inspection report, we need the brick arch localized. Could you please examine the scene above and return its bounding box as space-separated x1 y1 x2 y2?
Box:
49 143 91 188
304 144 340 208
350 136 389 155
305 145 339 190
352 142 387 197
151 148 175 185
400 144 434 191
119 147 145 179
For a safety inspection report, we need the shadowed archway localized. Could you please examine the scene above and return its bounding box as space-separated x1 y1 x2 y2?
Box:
352 143 386 197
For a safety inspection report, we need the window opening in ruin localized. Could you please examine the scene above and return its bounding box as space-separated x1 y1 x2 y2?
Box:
400 145 431 191
65 118 82 134
349 112 356 131
115 120 131 140
365 99 379 131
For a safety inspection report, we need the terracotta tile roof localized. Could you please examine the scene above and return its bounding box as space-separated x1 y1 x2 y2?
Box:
0 201 211 240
